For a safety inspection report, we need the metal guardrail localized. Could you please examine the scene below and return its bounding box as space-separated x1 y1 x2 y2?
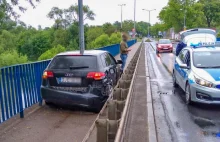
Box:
0 40 137 124
0 60 50 123
82 41 142 142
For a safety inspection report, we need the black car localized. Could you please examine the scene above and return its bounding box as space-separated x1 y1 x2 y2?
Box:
41 50 122 112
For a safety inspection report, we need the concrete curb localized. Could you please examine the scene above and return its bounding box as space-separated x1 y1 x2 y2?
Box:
145 44 158 142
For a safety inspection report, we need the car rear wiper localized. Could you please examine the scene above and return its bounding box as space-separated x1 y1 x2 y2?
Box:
69 66 89 69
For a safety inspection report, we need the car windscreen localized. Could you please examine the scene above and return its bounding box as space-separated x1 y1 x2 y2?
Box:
159 39 171 44
48 55 97 69
193 51 220 68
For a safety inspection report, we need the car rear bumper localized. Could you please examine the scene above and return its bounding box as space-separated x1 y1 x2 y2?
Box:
190 83 220 104
157 47 173 52
41 86 105 108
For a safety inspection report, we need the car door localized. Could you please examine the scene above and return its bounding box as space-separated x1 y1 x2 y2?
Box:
174 49 189 89
105 53 117 86
101 53 113 86
107 53 119 85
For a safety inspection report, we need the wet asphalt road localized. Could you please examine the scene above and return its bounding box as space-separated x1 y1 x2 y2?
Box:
146 42 220 142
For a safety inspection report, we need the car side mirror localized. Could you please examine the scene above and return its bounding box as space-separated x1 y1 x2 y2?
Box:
117 60 123 64
179 63 190 69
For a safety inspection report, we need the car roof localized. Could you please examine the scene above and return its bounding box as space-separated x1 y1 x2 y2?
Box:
56 50 107 56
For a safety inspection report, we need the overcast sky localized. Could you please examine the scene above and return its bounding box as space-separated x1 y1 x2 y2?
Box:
18 0 168 28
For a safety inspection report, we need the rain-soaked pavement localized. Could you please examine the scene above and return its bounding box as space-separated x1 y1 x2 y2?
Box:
146 41 220 142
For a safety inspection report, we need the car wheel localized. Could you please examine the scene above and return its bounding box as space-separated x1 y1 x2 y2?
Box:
172 71 178 88
170 50 173 53
45 101 52 105
185 83 192 105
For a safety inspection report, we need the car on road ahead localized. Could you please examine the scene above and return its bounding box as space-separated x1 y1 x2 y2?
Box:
41 50 122 112
156 39 173 54
173 42 220 105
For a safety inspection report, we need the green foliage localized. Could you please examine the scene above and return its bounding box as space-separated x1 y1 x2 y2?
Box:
102 23 116 35
0 30 17 51
158 0 220 32
38 45 66 61
86 26 104 48
91 34 110 48
0 50 28 68
199 0 220 27
18 31 52 61
109 32 121 44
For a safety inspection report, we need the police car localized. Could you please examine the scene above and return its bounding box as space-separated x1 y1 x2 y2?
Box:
173 42 220 105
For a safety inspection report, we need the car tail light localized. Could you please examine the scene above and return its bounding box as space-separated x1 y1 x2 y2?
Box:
87 72 105 80
42 71 54 79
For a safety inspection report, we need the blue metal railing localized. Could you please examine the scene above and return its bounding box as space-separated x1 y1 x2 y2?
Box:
96 39 137 56
217 38 220 41
0 39 137 123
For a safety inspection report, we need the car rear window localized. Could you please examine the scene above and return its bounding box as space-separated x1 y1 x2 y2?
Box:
48 55 97 69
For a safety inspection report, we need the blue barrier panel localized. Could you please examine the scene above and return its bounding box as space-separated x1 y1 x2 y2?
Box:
0 39 137 123
0 60 50 123
217 38 220 41
96 39 137 56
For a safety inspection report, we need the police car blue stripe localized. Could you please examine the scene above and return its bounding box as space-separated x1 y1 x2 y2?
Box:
203 69 220 81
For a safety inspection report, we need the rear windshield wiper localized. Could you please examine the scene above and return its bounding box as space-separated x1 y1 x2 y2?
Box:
69 66 89 69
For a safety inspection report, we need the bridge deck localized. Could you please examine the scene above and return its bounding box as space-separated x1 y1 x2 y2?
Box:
0 43 140 142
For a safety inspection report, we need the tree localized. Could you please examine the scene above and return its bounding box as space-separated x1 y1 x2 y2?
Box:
102 23 116 36
0 30 17 51
91 34 110 48
52 29 69 47
109 32 121 44
38 45 66 61
199 0 220 27
122 20 134 33
159 0 206 32
86 26 104 48
47 7 63 29
65 4 95 23
0 0 39 20
0 50 28 68
136 21 150 36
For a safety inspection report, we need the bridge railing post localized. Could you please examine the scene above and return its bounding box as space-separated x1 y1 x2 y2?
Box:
15 66 24 118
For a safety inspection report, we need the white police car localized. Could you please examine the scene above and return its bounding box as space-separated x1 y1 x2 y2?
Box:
173 42 220 105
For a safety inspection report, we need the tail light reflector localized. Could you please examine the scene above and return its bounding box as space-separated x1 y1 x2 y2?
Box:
42 71 54 79
87 72 105 80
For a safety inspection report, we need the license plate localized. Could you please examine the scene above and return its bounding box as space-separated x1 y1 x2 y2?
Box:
58 77 81 84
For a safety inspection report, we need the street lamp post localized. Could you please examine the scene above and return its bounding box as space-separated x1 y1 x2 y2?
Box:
118 4 126 29
142 9 156 37
134 0 136 32
78 0 84 54
183 0 186 30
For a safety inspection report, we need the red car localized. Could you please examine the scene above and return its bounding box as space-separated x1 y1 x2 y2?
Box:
156 39 173 54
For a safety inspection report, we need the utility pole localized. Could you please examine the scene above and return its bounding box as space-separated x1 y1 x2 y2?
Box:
134 0 136 32
118 4 126 29
142 9 156 37
183 0 186 31
78 0 84 54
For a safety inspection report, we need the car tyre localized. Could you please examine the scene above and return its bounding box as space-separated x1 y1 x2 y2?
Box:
185 83 192 105
45 101 52 105
172 71 178 88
